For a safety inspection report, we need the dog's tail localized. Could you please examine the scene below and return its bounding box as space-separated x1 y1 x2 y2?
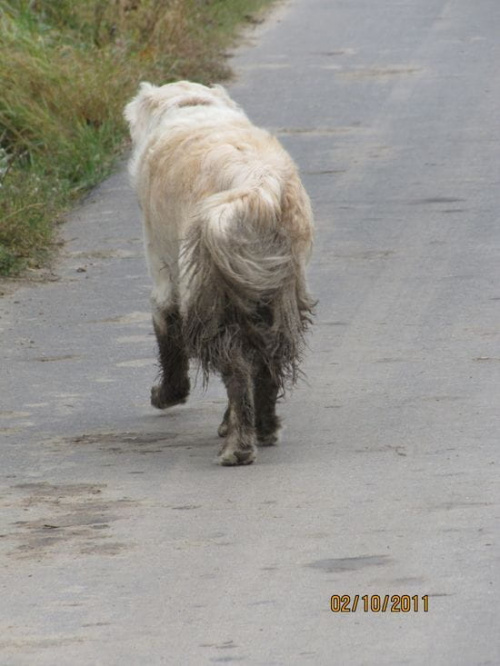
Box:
182 173 315 387
192 175 291 303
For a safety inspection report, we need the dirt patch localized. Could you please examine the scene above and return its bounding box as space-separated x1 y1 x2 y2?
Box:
338 66 422 81
63 249 139 260
275 125 365 137
90 311 151 325
68 431 184 454
32 354 81 363
1 482 135 560
306 555 392 572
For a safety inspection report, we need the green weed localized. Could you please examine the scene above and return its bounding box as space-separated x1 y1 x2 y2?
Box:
0 0 273 275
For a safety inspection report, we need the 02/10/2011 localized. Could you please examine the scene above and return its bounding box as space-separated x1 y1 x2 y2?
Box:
330 594 429 613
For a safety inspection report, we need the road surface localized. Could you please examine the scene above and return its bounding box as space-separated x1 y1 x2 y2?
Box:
1 0 499 664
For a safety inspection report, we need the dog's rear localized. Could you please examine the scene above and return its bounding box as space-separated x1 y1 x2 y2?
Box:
125 81 314 465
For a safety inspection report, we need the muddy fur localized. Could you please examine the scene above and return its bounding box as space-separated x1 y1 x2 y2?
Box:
151 307 190 409
182 225 314 392
124 81 315 466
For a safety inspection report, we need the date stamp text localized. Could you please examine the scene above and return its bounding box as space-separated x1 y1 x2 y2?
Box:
330 594 429 613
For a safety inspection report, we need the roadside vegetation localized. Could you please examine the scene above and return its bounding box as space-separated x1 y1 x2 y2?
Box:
0 0 272 275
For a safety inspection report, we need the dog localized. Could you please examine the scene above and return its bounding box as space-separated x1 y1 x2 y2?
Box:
124 80 315 465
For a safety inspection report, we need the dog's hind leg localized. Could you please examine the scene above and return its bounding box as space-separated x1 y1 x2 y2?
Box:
253 303 281 446
218 360 257 466
148 255 190 409
254 360 281 446
151 304 190 409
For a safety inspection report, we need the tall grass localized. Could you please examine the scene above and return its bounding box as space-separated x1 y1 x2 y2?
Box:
0 0 272 275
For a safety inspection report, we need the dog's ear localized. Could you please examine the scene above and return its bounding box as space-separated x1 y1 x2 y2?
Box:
124 82 161 142
137 82 163 111
209 84 240 110
124 81 165 127
138 81 156 95
123 97 138 127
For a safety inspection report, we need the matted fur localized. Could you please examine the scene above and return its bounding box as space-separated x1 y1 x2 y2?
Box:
124 80 315 465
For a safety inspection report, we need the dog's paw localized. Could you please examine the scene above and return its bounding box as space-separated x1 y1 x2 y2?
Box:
257 431 280 447
217 441 257 466
151 384 189 410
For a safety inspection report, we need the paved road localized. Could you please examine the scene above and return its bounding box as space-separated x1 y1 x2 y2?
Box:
1 0 499 664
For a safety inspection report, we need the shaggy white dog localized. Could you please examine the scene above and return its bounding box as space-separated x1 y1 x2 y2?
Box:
124 80 314 466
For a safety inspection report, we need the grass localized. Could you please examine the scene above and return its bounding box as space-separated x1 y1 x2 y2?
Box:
0 0 274 276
